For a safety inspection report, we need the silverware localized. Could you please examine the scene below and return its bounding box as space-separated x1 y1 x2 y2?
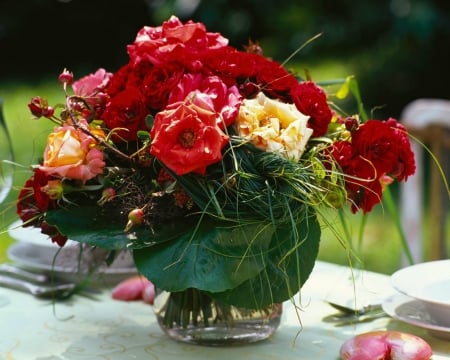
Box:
326 300 383 315
0 274 76 299
322 300 387 326
0 263 48 283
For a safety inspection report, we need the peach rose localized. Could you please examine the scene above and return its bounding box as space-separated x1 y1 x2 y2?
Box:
39 121 105 182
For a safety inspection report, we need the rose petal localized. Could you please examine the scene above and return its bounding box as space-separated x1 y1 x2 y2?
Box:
112 276 153 301
142 283 155 304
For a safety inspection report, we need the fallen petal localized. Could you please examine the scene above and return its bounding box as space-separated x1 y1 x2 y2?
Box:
340 331 432 360
112 275 153 301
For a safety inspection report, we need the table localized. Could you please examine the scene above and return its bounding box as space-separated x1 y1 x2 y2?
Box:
1 261 449 360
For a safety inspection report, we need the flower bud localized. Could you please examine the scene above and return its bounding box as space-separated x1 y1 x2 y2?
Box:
98 187 116 205
58 68 74 85
28 96 54 119
124 208 144 232
344 117 359 132
41 180 64 200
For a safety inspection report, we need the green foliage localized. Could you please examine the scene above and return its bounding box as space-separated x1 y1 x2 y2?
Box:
134 210 320 309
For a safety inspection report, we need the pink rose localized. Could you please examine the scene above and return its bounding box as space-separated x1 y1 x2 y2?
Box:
72 68 112 97
168 74 242 128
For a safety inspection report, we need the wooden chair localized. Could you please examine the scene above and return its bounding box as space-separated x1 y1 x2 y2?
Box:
399 98 450 265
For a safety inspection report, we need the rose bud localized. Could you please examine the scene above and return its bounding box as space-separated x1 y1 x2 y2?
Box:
344 117 359 132
124 208 144 232
41 180 64 200
58 68 74 86
97 187 116 205
28 96 54 119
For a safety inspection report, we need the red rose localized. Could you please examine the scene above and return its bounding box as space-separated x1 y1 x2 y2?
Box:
16 169 68 246
102 87 148 142
127 16 228 70
204 49 298 101
104 64 132 97
150 100 228 175
331 118 416 213
351 119 415 180
253 56 299 100
385 118 416 181
142 63 183 111
291 81 333 137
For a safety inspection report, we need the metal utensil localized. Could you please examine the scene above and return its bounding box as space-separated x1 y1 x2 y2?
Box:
322 300 387 325
0 274 76 299
327 300 383 315
0 264 48 283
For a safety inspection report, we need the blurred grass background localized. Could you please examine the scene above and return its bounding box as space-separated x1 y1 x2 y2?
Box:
0 0 449 274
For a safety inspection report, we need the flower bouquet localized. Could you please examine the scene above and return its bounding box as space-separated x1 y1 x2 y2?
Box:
16 16 415 343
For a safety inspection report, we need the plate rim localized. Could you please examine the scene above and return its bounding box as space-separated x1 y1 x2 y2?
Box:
391 260 450 307
382 292 450 334
7 242 136 275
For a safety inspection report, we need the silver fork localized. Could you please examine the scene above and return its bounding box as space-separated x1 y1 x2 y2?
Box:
0 274 76 299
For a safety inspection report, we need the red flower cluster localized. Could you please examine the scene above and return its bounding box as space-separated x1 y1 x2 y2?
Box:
332 119 416 213
99 16 333 148
17 15 417 247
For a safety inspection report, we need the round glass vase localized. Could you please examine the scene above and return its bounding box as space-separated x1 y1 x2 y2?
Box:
153 288 282 346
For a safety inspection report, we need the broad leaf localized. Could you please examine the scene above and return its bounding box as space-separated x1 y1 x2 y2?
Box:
46 206 193 250
210 209 321 308
133 220 276 293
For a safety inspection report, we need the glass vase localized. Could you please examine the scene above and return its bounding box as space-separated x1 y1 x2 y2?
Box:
153 288 282 346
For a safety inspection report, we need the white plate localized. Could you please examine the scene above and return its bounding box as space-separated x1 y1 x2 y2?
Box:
7 220 138 287
7 242 137 286
382 293 450 340
391 260 450 306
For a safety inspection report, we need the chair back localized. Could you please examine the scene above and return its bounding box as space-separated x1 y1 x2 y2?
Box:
400 98 450 264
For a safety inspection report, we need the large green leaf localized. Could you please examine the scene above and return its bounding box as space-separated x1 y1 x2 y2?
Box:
210 209 321 308
133 219 276 293
45 206 193 250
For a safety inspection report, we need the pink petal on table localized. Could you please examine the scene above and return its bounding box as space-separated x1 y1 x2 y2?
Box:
142 283 155 305
340 331 432 360
112 275 153 301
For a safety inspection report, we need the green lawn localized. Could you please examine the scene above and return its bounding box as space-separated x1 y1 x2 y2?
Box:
0 76 447 274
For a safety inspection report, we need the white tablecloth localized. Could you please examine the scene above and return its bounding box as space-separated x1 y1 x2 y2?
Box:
1 261 449 360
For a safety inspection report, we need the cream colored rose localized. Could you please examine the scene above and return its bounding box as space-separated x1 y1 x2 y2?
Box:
236 92 313 161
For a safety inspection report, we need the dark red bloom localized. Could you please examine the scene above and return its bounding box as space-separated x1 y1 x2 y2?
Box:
291 81 333 137
204 49 298 101
102 87 149 142
331 119 416 213
351 119 416 181
142 63 184 111
16 169 68 246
